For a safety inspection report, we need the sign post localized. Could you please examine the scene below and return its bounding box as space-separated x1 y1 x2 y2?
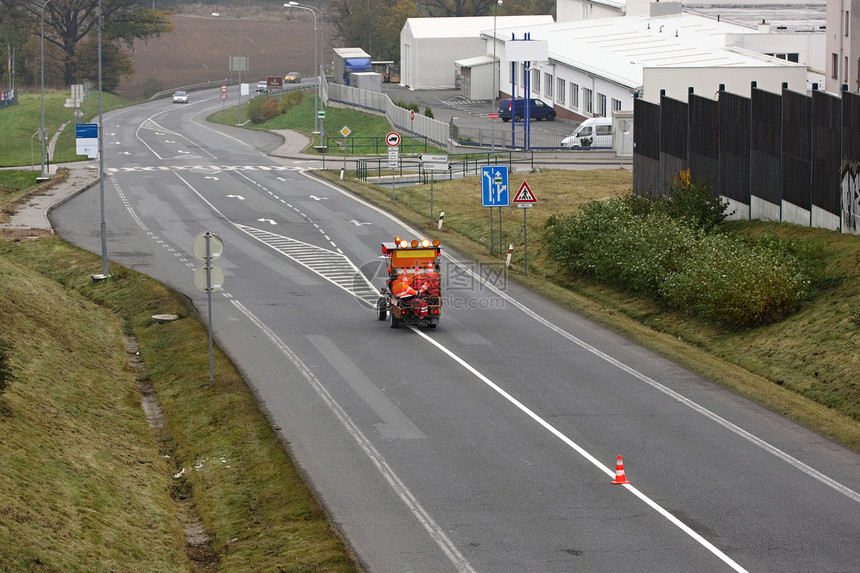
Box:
481 165 509 255
192 231 225 384
512 180 537 275
421 154 448 220
387 131 400 201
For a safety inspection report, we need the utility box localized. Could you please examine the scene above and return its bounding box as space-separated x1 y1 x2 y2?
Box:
349 72 383 92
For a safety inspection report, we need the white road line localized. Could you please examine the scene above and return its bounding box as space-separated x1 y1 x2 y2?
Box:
231 301 477 573
411 327 749 572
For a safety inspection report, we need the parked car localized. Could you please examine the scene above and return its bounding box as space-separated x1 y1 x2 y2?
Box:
285 71 301 83
172 90 188 104
498 98 556 122
561 117 613 148
256 80 269 93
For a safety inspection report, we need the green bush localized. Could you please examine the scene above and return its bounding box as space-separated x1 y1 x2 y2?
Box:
140 77 165 100
659 232 813 325
393 99 419 113
655 170 729 231
543 176 815 326
247 96 281 124
424 106 434 119
278 90 304 115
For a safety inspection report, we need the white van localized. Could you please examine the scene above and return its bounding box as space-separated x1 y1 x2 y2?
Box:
561 117 613 148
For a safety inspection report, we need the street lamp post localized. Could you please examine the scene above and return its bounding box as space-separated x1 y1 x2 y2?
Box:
491 0 502 151
285 2 321 139
213 12 243 124
39 0 51 181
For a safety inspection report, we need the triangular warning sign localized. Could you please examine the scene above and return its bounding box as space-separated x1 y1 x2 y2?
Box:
513 180 537 203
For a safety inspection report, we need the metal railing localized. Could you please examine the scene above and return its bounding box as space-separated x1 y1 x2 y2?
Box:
354 150 537 182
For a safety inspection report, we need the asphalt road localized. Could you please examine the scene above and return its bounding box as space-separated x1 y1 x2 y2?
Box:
51 89 860 573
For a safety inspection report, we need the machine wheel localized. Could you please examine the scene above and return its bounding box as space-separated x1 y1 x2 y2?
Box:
389 308 401 329
376 296 387 321
514 113 523 122
502 117 510 123
547 112 557 120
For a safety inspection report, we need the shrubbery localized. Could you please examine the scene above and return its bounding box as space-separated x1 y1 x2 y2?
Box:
543 171 816 326
247 90 304 124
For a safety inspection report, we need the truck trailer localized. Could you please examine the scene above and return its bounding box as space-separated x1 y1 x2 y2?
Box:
333 47 372 86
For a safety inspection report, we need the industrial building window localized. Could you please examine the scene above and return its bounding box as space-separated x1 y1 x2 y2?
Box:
846 56 850 83
557 78 565 104
597 93 607 117
583 88 593 114
612 98 621 112
532 68 540 93
545 73 553 97
833 53 839 79
787 53 799 63
846 11 850 36
570 82 579 109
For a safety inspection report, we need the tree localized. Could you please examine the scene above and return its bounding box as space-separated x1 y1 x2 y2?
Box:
0 0 172 91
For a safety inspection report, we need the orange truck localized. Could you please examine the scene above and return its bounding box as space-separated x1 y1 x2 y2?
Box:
377 237 442 328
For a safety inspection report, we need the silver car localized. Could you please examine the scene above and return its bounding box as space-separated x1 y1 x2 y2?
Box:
172 90 188 104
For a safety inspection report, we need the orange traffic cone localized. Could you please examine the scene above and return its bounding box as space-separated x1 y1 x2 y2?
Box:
611 455 630 484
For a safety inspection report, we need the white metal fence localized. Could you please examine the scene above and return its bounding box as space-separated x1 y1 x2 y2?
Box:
323 79 450 147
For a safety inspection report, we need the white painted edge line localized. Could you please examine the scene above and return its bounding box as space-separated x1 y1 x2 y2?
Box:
411 326 749 573
230 300 477 573
304 171 860 506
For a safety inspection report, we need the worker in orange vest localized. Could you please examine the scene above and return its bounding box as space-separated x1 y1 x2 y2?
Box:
391 273 418 299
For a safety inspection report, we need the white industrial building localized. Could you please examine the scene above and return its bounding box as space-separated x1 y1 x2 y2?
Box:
485 5 811 121
399 15 554 90
825 1 860 95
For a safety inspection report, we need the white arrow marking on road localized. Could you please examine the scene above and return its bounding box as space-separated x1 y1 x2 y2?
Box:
350 220 372 226
277 177 287 181
204 176 220 180
309 195 328 201
226 194 245 200
119 151 130 155
257 218 277 225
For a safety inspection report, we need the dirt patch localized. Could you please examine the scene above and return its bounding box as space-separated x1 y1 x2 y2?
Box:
119 14 321 100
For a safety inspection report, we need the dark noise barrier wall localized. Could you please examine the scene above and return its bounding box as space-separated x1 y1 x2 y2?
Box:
632 86 860 234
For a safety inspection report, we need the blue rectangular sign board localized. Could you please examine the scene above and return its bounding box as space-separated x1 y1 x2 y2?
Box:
75 123 98 139
481 165 509 207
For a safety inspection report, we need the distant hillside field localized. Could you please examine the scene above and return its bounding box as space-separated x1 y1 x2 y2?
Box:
118 13 323 99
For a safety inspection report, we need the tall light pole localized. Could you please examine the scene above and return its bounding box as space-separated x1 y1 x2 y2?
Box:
97 0 109 278
285 2 321 138
39 0 51 181
491 0 502 151
213 12 243 124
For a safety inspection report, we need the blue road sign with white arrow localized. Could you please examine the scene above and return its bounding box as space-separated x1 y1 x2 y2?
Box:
481 165 509 207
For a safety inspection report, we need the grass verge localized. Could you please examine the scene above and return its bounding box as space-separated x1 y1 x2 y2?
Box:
0 91 126 168
0 237 358 572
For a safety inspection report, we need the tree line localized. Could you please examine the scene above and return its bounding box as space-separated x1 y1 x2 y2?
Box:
0 0 553 94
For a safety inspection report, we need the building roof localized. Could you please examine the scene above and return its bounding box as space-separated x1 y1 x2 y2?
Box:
492 12 804 90
684 2 826 33
405 15 554 39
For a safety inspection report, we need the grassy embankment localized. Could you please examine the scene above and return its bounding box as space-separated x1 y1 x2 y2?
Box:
0 96 359 571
